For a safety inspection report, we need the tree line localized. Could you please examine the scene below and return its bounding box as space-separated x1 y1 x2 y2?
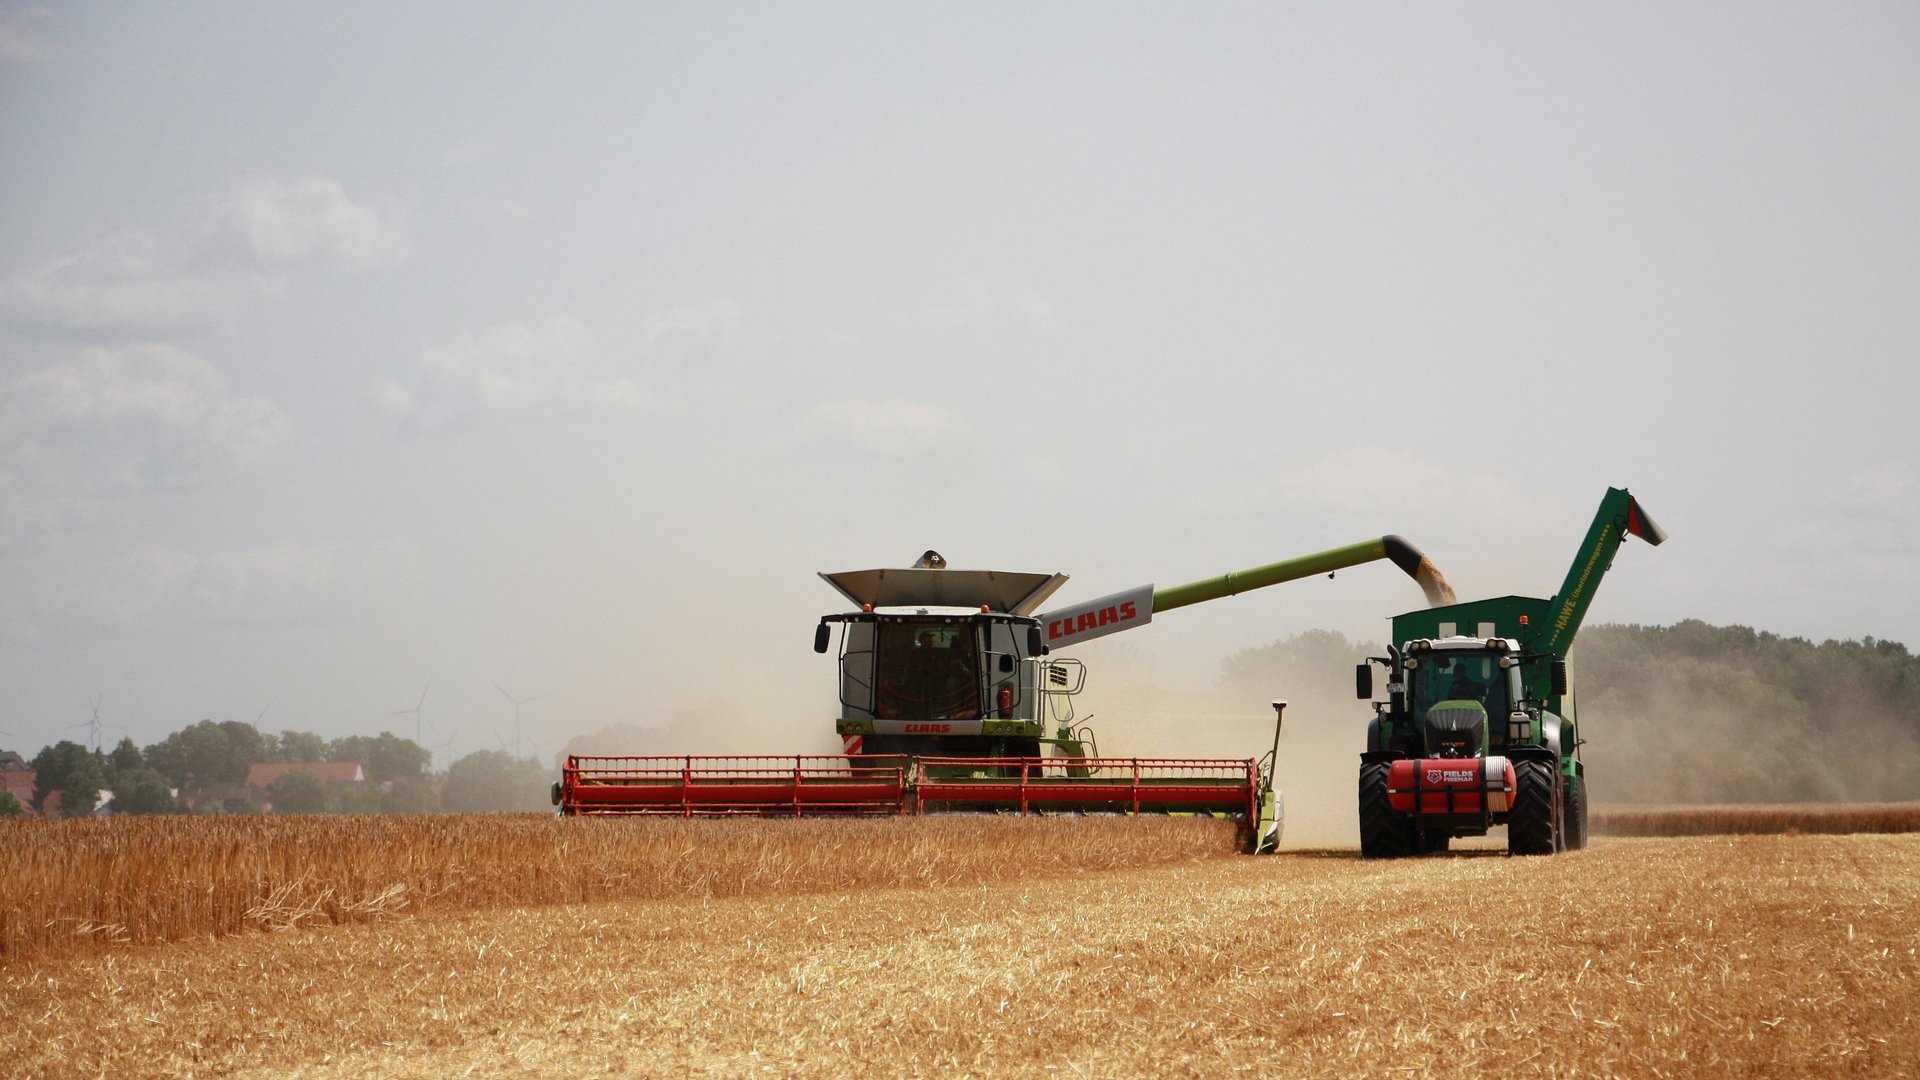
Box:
4 719 555 818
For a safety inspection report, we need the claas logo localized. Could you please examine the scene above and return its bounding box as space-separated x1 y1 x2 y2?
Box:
1047 601 1139 640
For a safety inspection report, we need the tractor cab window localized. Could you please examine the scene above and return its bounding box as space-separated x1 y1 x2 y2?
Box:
874 623 981 721
1416 652 1508 718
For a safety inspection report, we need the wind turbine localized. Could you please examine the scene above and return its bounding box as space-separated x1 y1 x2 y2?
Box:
493 683 543 760
387 683 431 747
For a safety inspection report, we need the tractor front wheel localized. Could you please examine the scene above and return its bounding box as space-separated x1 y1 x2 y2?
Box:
1358 762 1417 859
1508 759 1560 856
1563 772 1589 850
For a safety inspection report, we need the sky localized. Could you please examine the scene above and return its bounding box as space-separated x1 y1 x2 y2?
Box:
1 3 1915 768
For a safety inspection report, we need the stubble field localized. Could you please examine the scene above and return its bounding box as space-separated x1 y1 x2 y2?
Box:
4 815 1917 1079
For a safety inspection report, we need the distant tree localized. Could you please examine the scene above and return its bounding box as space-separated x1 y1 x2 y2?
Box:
267 768 327 814
275 730 329 763
145 719 270 792
0 791 22 817
442 751 551 812
31 740 104 818
112 768 181 815
1221 628 1379 699
381 778 440 814
330 783 384 815
1576 621 1920 803
107 737 145 783
329 732 431 784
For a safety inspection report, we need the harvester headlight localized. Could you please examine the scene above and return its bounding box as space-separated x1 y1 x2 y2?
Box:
1507 712 1532 741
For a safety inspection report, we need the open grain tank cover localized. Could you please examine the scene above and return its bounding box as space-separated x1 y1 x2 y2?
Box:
819 567 1069 615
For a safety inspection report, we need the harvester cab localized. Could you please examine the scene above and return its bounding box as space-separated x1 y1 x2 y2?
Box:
1355 487 1665 858
813 555 1077 760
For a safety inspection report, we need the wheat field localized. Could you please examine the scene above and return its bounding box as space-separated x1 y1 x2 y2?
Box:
1592 802 1920 837
3 816 1917 1078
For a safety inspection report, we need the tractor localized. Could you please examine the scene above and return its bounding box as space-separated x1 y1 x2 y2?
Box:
1355 487 1665 856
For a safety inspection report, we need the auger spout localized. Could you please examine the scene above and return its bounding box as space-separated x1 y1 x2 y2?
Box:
1153 535 1456 613
1038 536 1455 650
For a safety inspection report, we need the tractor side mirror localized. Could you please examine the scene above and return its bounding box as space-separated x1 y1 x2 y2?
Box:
813 623 831 654
1550 660 1568 697
999 653 1015 673
1355 663 1373 699
1027 626 1047 656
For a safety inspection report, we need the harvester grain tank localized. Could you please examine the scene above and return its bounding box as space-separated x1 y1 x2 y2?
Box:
1353 487 1666 857
556 535 1454 854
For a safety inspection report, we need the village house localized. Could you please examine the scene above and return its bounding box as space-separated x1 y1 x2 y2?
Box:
245 761 366 811
1 749 37 812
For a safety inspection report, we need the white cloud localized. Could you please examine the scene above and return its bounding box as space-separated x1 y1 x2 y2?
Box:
0 6 54 64
380 315 660 427
237 177 408 271
3 229 276 336
809 398 969 457
0 345 291 538
643 302 743 342
900 282 1059 333
6 537 419 641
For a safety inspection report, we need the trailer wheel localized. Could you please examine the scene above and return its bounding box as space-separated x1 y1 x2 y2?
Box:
1563 773 1589 851
1508 759 1559 856
1419 830 1450 854
1358 762 1416 859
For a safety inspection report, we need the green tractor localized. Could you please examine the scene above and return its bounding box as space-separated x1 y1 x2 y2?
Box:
1354 487 1666 856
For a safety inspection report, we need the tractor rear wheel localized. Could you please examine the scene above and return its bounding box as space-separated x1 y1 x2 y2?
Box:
1508 759 1559 856
1358 762 1417 859
1563 773 1589 850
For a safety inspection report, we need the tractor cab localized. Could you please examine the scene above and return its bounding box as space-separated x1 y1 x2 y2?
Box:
1400 636 1527 757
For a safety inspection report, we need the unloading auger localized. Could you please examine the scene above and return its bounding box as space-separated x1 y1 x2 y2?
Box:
556 536 1454 853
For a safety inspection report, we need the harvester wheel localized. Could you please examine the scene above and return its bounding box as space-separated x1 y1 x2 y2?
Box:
1358 762 1416 859
1508 759 1559 856
1563 773 1589 850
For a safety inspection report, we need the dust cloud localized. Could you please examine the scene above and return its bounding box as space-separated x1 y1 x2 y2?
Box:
1070 630 1379 849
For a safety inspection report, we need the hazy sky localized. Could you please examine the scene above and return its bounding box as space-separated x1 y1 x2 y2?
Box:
2 3 1915 764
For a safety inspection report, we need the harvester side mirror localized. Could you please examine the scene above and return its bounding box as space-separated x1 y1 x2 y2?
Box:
1550 660 1568 697
999 653 1014 673
1027 626 1046 656
1355 663 1373 699
813 623 831 654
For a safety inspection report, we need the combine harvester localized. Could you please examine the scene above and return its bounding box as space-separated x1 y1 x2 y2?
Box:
557 537 1454 853
1354 487 1666 857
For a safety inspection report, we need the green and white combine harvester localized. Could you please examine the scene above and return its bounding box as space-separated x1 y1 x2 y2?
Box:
556 536 1454 853
1355 487 1666 857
